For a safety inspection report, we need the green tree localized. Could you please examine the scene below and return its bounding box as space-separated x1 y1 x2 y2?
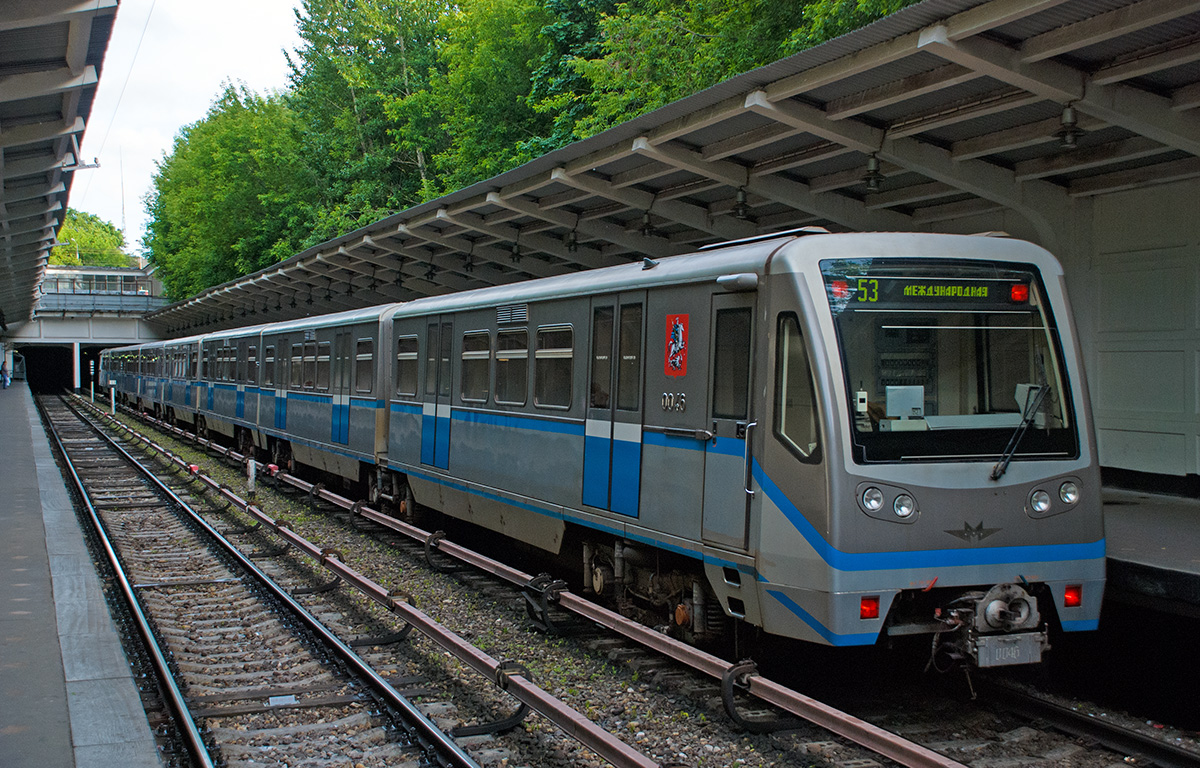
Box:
142 84 317 299
137 0 921 299
50 208 131 267
523 0 617 154
573 0 811 136
288 0 449 241
572 0 918 136
407 0 555 194
784 0 918 52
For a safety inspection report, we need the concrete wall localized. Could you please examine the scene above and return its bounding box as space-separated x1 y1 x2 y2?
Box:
1080 179 1200 477
3 316 162 346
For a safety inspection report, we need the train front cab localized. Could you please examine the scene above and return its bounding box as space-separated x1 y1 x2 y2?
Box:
752 233 1105 667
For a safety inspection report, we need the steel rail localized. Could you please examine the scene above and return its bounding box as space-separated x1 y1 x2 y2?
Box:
90 402 664 768
62 398 483 768
981 680 1200 768
98 399 966 768
38 397 216 768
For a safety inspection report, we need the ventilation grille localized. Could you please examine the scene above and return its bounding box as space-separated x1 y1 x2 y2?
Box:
497 303 528 324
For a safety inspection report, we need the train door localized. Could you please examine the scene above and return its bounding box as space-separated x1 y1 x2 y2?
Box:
701 293 756 550
273 337 288 430
420 317 454 469
332 331 352 444
583 293 645 516
235 339 248 420
246 340 259 426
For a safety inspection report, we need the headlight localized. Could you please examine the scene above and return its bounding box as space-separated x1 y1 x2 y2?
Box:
862 487 884 511
893 493 916 518
1030 490 1052 513
1059 481 1079 505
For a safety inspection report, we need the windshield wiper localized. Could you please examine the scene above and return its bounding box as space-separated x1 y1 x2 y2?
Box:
990 383 1050 480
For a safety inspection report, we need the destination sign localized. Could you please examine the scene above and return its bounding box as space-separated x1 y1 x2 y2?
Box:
900 283 992 299
827 277 1027 307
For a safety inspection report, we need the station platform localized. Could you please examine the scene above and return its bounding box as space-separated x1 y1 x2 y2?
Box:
0 382 1197 767
1102 487 1200 617
0 382 159 768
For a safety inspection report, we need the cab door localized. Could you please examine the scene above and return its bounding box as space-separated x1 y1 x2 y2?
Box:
420 317 454 469
583 293 645 516
701 293 756 549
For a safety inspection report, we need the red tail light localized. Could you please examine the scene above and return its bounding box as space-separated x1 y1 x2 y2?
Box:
860 596 880 620
1064 584 1082 608
1010 284 1030 302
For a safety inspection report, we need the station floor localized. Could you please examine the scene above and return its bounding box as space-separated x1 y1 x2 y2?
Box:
0 382 159 768
0 380 1197 766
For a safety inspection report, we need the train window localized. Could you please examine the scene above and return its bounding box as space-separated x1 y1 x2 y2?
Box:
713 307 752 420
355 339 374 394
461 332 490 403
775 314 820 462
396 335 418 396
617 304 642 411
425 325 439 396
535 326 573 409
316 340 331 388
820 258 1077 463
247 346 258 385
495 330 528 405
291 344 304 388
438 323 452 397
263 346 275 387
590 307 613 408
316 342 331 390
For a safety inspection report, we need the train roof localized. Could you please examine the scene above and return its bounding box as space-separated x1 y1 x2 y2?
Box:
103 231 1059 354
386 231 807 320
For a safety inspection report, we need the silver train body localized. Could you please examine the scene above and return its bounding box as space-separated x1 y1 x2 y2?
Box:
102 232 1105 667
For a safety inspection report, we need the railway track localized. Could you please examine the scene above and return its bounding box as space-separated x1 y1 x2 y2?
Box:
65 394 1200 768
40 394 493 768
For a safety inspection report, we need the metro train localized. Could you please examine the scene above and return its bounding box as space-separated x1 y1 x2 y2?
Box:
101 231 1106 668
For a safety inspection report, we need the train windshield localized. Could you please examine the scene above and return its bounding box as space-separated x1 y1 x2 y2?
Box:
821 258 1078 464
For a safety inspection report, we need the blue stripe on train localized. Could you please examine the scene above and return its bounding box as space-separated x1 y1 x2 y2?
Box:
752 461 1106 571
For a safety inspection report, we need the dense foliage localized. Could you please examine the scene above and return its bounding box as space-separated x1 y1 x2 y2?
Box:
51 208 132 267
143 0 916 299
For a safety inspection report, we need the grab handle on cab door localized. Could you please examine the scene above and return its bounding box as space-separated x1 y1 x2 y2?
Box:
743 421 757 499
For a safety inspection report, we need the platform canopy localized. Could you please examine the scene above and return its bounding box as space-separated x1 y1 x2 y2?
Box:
0 0 117 332
149 0 1200 335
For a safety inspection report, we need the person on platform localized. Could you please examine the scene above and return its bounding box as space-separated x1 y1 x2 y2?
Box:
1 361 8 389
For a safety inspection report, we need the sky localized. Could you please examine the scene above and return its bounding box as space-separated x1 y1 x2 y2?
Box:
71 0 305 254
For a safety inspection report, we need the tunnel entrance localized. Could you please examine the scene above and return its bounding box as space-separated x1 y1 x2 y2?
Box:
16 345 108 394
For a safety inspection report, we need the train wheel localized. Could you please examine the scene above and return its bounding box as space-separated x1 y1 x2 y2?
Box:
367 472 380 505
271 440 293 473
237 429 255 460
392 478 416 522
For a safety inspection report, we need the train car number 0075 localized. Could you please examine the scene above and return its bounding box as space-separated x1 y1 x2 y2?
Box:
661 392 686 412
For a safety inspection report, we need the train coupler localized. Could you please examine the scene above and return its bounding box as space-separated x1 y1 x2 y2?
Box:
522 573 569 634
931 583 1050 668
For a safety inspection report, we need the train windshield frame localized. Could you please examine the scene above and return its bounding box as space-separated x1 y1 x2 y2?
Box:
820 258 1079 465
